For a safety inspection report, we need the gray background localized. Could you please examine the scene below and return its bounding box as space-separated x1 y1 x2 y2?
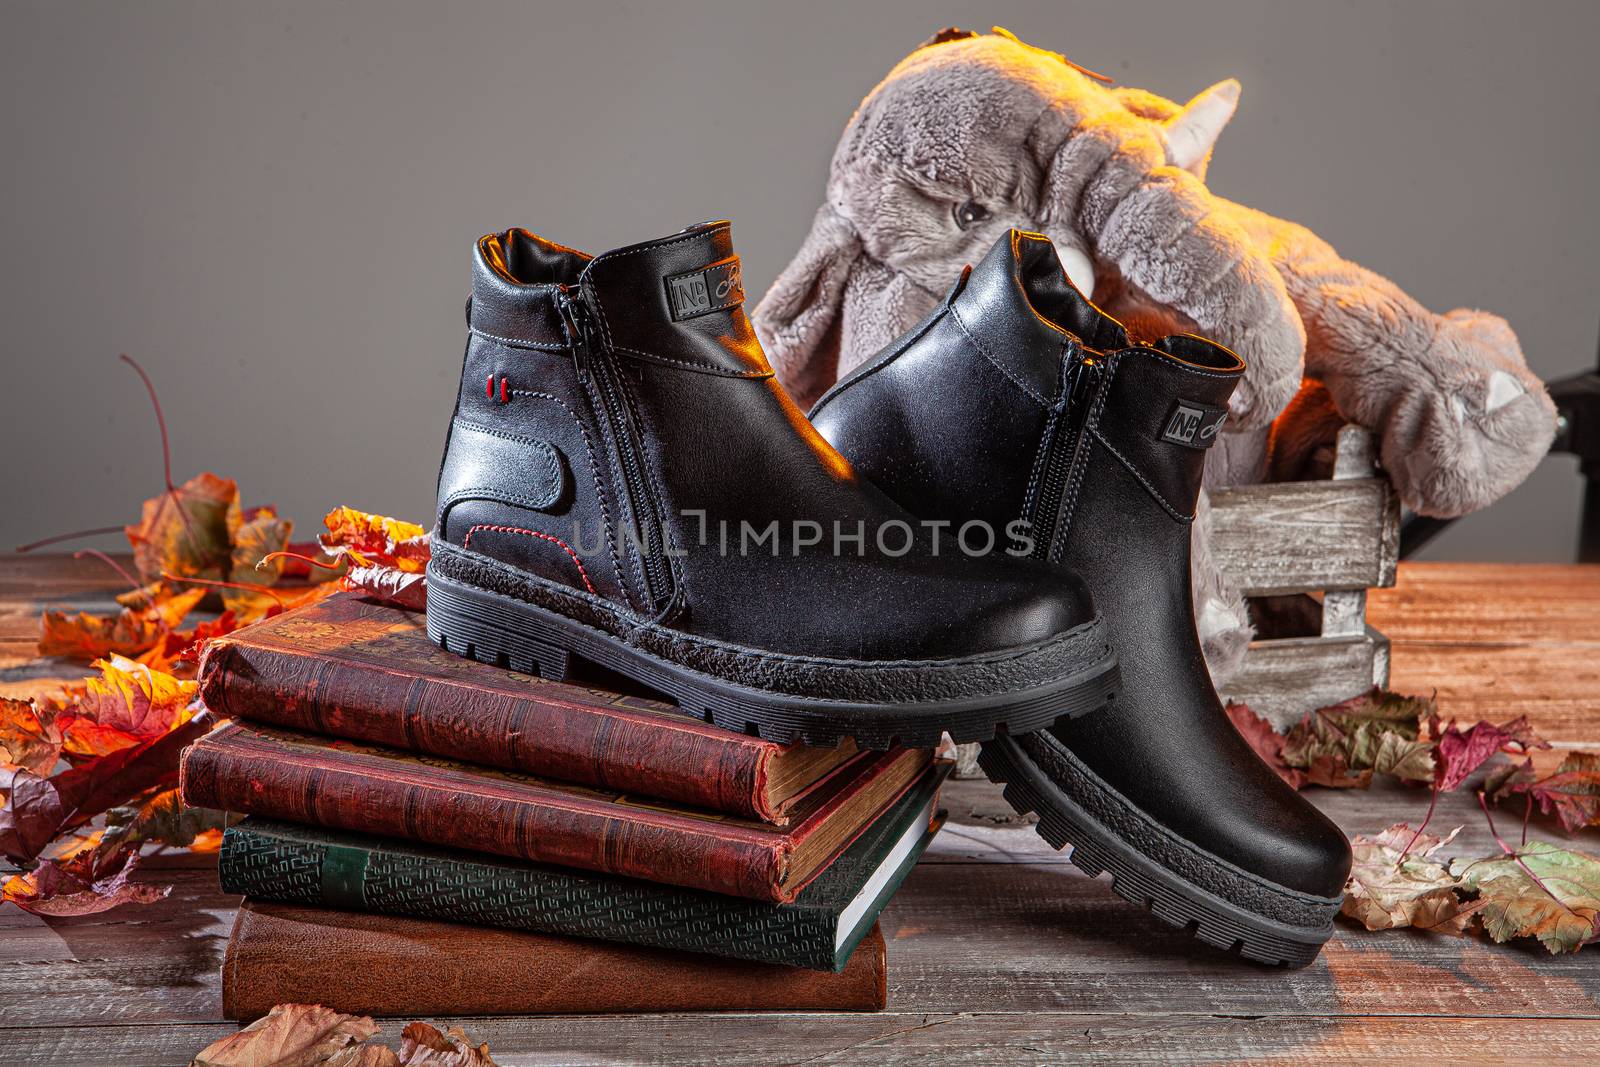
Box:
3 0 1596 560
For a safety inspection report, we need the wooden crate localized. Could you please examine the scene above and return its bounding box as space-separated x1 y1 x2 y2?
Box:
950 424 1398 774
1213 425 1399 728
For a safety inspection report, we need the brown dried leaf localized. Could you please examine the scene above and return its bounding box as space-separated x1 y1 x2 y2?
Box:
1282 688 1435 786
127 471 241 584
0 697 63 776
1 841 169 916
325 1048 401 1067
397 1023 498 1067
103 787 232 851
341 564 427 612
189 1003 381 1067
225 507 295 620
1519 752 1600 834
1342 822 1472 934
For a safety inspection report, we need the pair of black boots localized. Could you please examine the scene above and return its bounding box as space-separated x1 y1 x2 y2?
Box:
427 221 1350 966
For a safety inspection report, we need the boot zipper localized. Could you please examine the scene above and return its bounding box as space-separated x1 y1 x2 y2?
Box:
1025 346 1103 562
564 290 674 611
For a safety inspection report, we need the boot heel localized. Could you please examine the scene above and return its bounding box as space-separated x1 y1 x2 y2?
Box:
426 576 572 682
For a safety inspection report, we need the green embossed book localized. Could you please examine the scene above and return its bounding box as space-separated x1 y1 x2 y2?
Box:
218 763 947 972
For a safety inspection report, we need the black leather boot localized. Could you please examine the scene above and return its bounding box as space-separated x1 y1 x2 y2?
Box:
810 230 1351 963
426 223 1121 749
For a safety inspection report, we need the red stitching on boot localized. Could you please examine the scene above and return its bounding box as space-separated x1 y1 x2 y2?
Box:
485 373 495 399
463 524 596 594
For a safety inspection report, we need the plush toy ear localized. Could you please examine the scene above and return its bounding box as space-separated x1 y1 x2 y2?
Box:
751 203 865 409
1060 137 1305 429
1164 79 1240 178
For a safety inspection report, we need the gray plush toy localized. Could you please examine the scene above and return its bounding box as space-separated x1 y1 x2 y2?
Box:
753 27 1556 681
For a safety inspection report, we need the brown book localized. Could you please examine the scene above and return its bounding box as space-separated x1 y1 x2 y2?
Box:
198 592 856 823
180 721 931 902
222 901 887 1020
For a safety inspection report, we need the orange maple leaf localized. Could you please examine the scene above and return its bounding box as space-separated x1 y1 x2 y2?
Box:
321 506 430 573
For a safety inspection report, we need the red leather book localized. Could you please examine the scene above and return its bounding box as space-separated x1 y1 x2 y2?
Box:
180 722 930 902
197 592 856 823
222 901 887 1019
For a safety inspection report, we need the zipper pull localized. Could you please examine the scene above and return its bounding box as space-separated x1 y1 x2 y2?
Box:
562 290 598 384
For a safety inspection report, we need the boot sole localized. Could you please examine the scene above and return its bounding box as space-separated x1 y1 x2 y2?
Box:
425 569 1120 750
977 734 1342 967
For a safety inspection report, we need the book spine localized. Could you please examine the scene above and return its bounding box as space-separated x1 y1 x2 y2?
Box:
180 737 788 901
221 903 886 1020
199 640 775 820
218 825 839 971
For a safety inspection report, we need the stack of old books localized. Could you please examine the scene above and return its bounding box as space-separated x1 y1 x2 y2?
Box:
178 592 945 1021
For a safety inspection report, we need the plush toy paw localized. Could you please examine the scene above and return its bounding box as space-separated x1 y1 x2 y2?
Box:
1380 310 1557 518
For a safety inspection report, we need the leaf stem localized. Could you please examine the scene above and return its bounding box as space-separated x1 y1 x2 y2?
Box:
15 526 129 553
1396 784 1442 866
120 354 200 566
1475 789 1568 911
259 550 343 572
158 571 285 609
71 550 146 601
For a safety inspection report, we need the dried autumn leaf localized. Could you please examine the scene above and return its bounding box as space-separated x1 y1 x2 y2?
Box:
1225 701 1305 788
0 709 212 864
1457 841 1600 953
1 842 169 916
103 787 232 851
1518 753 1600 834
59 717 145 761
1342 822 1472 934
327 1048 401 1067
1374 731 1437 783
1305 753 1372 789
397 1023 499 1067
74 654 199 738
321 507 430 572
0 766 67 862
189 1003 381 1067
39 606 163 661
1432 717 1549 793
225 507 295 619
1282 688 1436 786
0 697 63 776
127 471 242 584
341 563 427 612
1485 757 1538 805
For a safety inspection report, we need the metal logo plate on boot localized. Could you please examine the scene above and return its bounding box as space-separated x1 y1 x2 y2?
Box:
665 258 744 321
1159 401 1229 448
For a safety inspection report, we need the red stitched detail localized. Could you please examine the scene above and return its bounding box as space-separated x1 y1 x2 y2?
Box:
485 373 495 399
463 524 596 595
498 377 509 403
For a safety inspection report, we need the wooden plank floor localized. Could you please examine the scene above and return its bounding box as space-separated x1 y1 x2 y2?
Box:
3 557 1599 1065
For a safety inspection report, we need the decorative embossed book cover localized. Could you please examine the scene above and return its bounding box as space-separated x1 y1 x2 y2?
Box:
197 592 857 823
222 902 888 1020
180 721 931 902
218 763 948 971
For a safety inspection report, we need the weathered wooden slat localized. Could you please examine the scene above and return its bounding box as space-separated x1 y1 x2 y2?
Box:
1219 628 1388 727
1210 478 1397 597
